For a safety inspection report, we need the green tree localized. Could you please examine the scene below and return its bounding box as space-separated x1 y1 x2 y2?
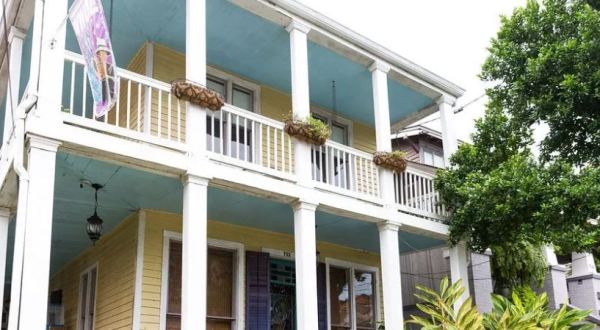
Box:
481 0 600 166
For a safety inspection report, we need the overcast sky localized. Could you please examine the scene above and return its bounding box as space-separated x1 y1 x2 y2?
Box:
297 0 526 141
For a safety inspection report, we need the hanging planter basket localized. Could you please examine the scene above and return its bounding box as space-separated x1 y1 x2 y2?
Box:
284 118 330 146
171 79 225 111
373 151 408 172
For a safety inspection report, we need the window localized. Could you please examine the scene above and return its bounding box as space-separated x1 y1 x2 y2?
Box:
163 236 243 330
78 265 98 330
421 144 444 168
206 69 260 113
310 111 351 146
327 261 378 330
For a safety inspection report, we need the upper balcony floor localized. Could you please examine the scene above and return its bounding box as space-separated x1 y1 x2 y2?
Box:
0 0 463 234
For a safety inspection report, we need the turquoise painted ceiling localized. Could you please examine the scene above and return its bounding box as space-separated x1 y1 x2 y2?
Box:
58 0 433 125
4 152 445 281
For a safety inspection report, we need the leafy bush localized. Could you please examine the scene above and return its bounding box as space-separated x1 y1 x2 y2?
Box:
407 278 593 330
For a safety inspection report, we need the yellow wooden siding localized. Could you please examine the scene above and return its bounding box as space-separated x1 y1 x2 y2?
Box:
49 213 139 330
139 209 384 329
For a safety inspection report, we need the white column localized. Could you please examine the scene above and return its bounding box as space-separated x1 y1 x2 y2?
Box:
0 207 11 322
4 27 26 143
286 20 313 186
181 174 209 330
571 252 597 277
17 135 60 330
369 61 395 203
438 96 457 166
377 222 403 329
292 200 318 330
33 0 68 117
449 242 470 308
186 0 207 155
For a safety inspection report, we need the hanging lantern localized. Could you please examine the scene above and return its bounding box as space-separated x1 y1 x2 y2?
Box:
86 183 104 244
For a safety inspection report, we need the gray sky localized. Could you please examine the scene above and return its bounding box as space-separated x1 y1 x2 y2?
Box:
297 0 526 141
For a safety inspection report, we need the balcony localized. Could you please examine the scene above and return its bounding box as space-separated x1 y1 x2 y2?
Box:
62 51 447 221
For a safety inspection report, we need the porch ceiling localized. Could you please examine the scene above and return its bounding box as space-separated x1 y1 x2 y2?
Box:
59 0 434 126
5 153 445 282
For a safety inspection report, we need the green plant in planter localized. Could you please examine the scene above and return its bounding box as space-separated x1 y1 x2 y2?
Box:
283 113 331 146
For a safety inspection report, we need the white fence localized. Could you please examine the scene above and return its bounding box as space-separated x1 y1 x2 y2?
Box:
394 166 448 220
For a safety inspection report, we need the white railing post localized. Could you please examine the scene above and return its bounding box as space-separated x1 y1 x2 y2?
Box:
369 61 395 203
15 135 60 330
0 207 10 324
32 0 68 119
186 0 207 157
143 41 154 134
449 242 471 308
287 20 312 186
4 27 26 144
438 95 457 167
292 200 319 330
378 221 404 329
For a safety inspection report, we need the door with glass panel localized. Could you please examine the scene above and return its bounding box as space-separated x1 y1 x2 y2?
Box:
270 258 296 330
329 266 377 330
206 76 255 162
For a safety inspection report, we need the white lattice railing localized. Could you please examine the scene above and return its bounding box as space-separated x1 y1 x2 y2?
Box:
63 51 185 145
311 141 379 197
394 166 448 220
206 105 294 175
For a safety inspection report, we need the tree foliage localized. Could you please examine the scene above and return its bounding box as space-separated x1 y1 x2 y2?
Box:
481 0 600 166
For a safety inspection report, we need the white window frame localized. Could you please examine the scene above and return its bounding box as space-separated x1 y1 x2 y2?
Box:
325 258 380 330
207 66 261 114
311 106 354 146
77 263 99 330
419 140 445 168
159 231 245 330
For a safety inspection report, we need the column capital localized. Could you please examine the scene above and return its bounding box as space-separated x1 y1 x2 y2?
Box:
369 60 391 74
377 221 401 232
8 27 26 44
436 94 456 106
291 199 318 212
26 134 61 153
181 173 210 186
286 19 311 34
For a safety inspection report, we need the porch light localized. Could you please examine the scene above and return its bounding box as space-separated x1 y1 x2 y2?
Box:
86 183 104 244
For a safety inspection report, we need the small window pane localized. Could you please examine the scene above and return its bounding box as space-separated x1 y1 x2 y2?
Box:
232 85 253 111
329 267 351 329
433 153 445 168
207 77 226 98
331 122 348 145
422 150 434 166
354 271 376 329
207 249 234 319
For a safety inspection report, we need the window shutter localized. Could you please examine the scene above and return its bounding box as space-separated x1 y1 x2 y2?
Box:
317 262 327 330
246 251 271 330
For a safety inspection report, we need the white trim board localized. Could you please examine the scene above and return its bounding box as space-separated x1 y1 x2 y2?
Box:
131 211 146 330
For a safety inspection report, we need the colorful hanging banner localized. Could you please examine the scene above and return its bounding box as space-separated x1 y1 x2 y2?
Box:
69 0 118 118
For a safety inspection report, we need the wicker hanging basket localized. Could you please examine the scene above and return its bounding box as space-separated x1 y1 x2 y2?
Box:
284 119 329 146
373 151 408 172
171 79 225 111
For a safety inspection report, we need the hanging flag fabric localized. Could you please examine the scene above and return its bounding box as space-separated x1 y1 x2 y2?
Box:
69 0 118 118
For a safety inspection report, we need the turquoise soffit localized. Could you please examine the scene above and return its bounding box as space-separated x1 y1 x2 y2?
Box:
57 0 433 126
5 152 446 280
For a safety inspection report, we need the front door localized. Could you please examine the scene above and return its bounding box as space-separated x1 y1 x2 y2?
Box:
270 259 296 330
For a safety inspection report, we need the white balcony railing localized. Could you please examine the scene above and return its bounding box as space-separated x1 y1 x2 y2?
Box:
63 51 185 148
206 105 294 175
394 165 448 221
311 141 379 197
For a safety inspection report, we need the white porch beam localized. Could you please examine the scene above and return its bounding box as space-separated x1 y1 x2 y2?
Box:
438 95 458 166
287 20 313 187
181 174 209 330
292 200 319 330
369 61 395 203
185 0 207 155
4 27 26 144
16 135 60 330
0 207 11 322
449 242 471 308
378 221 403 329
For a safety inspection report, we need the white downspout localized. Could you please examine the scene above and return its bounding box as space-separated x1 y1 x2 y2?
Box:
7 92 37 330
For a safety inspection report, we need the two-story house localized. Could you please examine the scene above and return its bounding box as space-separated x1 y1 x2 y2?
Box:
0 0 473 329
